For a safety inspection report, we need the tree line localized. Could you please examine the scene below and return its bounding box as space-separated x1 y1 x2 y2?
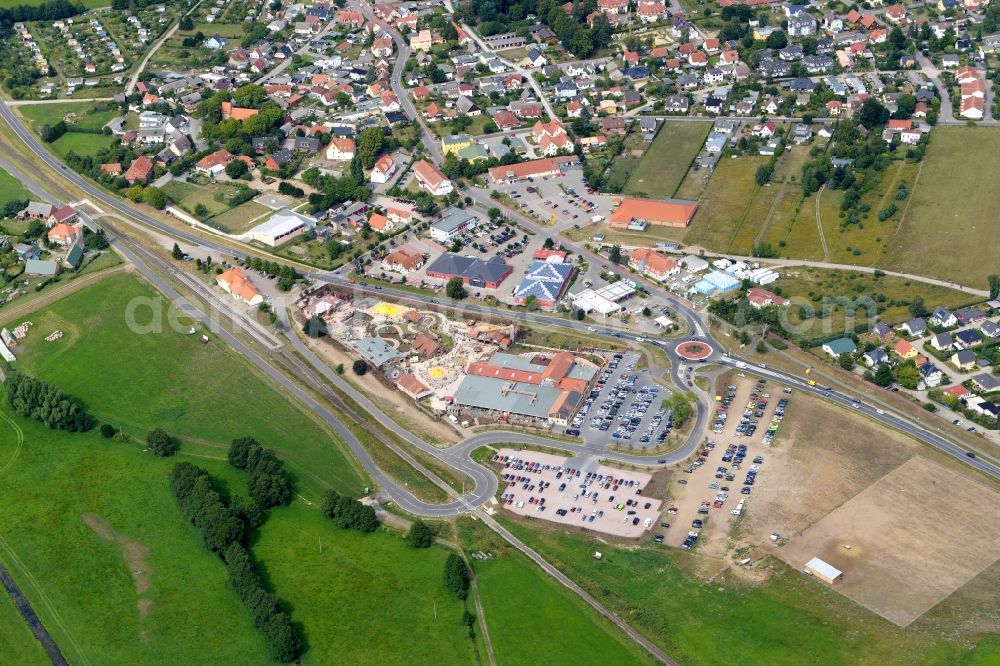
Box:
169 461 301 661
4 373 94 431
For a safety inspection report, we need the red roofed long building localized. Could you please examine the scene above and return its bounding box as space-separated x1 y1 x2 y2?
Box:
609 197 698 229
488 156 579 183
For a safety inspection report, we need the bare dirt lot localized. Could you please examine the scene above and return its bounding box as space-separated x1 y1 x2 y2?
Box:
494 448 662 538
774 457 1000 627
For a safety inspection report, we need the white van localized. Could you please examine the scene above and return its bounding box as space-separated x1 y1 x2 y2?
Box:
643 518 652 529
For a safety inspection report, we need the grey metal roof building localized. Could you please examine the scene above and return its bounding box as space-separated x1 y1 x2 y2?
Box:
351 337 404 368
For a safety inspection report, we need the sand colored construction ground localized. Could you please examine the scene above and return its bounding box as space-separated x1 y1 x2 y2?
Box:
774 456 1000 627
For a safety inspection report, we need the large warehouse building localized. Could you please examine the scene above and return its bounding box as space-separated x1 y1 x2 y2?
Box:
451 351 597 425
608 197 698 229
426 253 513 289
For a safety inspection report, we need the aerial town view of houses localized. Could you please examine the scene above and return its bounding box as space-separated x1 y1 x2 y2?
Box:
0 0 997 662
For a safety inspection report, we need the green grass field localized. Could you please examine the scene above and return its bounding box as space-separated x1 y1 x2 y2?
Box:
19 102 117 132
161 180 232 217
51 132 115 158
0 0 107 6
880 127 1000 288
252 503 479 665
11 273 366 498
0 417 272 665
458 518 656 665
624 121 712 199
498 519 1000 665
0 166 31 207
683 156 774 253
0 578 47 665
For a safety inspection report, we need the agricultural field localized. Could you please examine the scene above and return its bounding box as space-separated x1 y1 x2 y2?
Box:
880 127 1000 288
10 273 366 497
492 387 1000 666
0 418 272 665
623 121 712 199
0 166 31 207
770 266 974 340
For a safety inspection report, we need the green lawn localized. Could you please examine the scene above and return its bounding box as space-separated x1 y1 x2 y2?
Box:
11 273 366 498
0 166 31 207
880 127 1000 288
19 102 117 132
624 121 712 199
51 132 115 158
0 579 47 665
498 519 1000 666
252 503 479 665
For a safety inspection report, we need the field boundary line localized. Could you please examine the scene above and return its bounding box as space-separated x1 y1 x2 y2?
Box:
0 410 24 474
0 534 90 666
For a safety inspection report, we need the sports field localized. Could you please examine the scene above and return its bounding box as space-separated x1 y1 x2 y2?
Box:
11 273 366 497
880 127 1000 288
624 121 712 199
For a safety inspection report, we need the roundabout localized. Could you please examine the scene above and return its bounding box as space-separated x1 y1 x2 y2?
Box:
674 340 715 362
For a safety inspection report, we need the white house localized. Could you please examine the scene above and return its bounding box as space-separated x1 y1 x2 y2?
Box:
370 154 396 184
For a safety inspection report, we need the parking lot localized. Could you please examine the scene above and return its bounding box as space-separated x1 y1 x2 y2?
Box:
667 374 791 549
492 448 663 538
491 167 617 233
570 352 677 449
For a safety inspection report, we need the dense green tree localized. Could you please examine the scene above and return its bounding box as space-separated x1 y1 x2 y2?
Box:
838 352 855 371
4 374 94 431
873 363 894 387
443 553 470 599
357 127 384 169
352 359 369 375
225 159 249 179
304 315 327 338
171 242 184 260
406 520 434 548
146 428 179 456
446 277 467 299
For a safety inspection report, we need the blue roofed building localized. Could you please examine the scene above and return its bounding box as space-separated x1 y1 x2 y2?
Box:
512 261 574 307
